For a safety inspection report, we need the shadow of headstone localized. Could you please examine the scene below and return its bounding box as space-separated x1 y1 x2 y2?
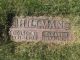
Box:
6 12 15 43
0 24 5 43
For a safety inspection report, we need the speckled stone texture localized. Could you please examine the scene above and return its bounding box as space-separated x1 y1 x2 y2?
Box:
9 16 72 42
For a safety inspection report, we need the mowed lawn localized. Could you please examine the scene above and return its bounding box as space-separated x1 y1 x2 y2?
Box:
0 42 80 60
0 0 80 60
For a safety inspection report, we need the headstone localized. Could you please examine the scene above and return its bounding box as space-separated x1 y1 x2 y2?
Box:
9 16 72 42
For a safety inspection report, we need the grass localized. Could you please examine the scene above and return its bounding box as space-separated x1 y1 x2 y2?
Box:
0 0 80 16
0 0 80 60
0 42 80 60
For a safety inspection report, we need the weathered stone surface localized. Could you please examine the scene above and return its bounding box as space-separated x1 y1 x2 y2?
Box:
9 16 72 42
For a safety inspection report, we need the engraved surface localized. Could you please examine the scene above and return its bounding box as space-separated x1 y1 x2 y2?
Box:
9 16 71 42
